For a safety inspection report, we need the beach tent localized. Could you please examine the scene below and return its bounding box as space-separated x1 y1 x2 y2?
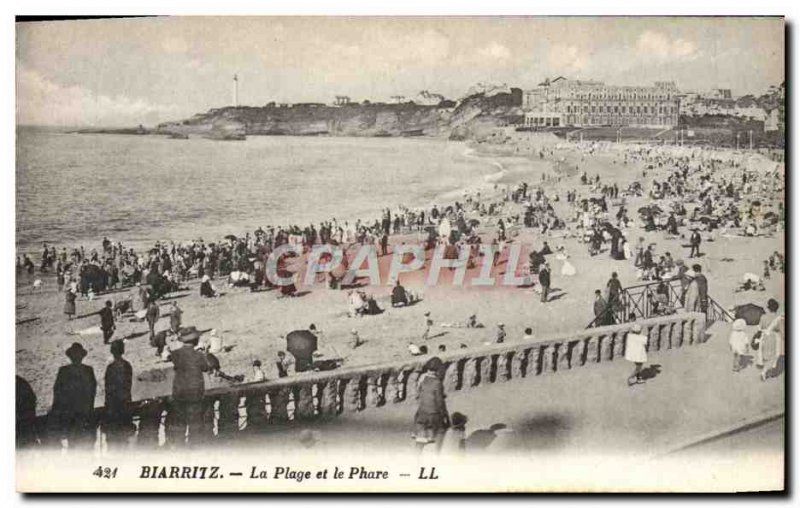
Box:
286 330 318 373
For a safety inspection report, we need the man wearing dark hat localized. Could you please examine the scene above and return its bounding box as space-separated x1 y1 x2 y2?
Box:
51 342 97 450
104 340 132 449
538 262 551 303
168 327 210 447
692 264 709 313
689 229 702 258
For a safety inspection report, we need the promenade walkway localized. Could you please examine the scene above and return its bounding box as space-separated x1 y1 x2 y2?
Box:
238 321 784 459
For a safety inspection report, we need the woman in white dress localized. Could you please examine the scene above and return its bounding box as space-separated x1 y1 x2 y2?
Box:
625 323 648 386
728 319 749 372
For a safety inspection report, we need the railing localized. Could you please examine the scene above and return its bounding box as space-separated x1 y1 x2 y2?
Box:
587 279 734 329
22 312 707 452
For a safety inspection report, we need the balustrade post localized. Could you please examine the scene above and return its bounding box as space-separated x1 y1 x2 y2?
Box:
511 349 527 378
319 380 339 416
557 342 570 371
585 335 599 364
497 353 511 381
384 372 403 403
541 344 556 373
295 384 316 420
268 388 290 423
528 346 542 376
613 332 625 358
244 391 269 432
651 324 662 351
405 370 420 400
479 356 492 384
571 339 586 368
364 375 382 408
343 376 363 412
461 358 478 387
600 334 613 361
443 362 460 392
682 317 694 345
135 400 163 449
668 321 681 349
217 393 241 438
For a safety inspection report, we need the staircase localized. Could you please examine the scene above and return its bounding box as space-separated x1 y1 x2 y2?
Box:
587 278 734 329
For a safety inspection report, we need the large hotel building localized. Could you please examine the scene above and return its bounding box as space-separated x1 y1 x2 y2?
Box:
522 77 680 128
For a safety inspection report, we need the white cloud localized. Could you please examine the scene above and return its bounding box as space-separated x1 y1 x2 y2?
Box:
329 29 451 68
16 66 179 127
477 42 512 62
636 30 699 60
547 44 588 72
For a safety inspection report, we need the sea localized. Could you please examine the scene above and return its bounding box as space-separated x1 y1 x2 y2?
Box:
16 127 505 256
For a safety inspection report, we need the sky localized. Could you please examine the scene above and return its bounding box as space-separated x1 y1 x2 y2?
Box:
16 16 784 127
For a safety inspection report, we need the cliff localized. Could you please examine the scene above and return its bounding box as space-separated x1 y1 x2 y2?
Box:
154 90 523 140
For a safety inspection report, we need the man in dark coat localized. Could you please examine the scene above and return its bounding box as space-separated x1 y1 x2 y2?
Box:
51 343 96 450
538 263 551 303
607 272 623 312
693 264 709 313
99 300 115 344
16 376 38 448
593 289 614 326
104 340 132 449
689 229 702 258
391 280 409 307
667 213 679 236
168 329 209 447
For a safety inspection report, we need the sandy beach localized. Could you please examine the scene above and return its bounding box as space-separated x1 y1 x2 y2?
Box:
15 133 785 413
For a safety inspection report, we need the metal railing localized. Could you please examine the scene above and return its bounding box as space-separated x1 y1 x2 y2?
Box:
587 279 734 329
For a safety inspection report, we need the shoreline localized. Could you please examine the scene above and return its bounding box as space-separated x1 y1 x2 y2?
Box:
15 135 785 413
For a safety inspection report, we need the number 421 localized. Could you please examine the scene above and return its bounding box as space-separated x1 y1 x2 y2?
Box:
92 467 118 479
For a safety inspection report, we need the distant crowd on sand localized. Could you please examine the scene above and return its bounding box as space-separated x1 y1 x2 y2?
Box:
16 139 785 452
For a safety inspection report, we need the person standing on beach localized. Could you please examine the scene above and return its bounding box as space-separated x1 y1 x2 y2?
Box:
593 289 614 326
145 299 160 345
99 300 115 344
689 229 702 258
104 340 132 449
495 323 506 343
168 329 209 447
64 286 77 320
692 265 709 313
422 312 433 340
169 301 183 335
758 298 785 380
624 324 648 386
51 343 96 450
538 263 551 303
413 357 449 454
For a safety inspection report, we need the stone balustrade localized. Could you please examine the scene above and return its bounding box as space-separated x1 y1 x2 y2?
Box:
25 312 706 450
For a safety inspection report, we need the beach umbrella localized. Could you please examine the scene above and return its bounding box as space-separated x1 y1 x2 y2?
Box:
733 303 765 326
224 234 238 241
286 330 318 373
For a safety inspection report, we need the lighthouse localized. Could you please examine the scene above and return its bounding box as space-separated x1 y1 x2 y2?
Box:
233 74 239 107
